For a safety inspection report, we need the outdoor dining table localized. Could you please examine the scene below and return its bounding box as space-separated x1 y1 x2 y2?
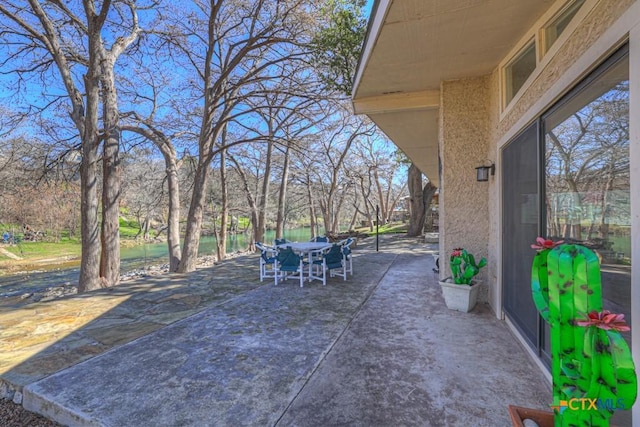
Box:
276 241 332 282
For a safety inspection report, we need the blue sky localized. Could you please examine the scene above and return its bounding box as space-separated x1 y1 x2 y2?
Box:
364 0 374 16
1 1 381 142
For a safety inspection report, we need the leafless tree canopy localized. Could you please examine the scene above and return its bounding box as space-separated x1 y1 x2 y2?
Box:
0 0 411 289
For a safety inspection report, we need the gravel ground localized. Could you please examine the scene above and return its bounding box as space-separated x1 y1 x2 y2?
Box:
0 398 61 426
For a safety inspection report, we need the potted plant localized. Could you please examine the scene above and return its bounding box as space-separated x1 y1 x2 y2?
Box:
509 237 637 427
439 248 486 312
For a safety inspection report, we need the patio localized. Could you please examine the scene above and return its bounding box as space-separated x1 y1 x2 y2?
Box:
2 235 550 426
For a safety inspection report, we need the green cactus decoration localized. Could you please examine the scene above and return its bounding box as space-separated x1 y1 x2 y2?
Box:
531 238 637 426
450 248 487 284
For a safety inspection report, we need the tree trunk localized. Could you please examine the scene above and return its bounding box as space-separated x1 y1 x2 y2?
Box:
142 218 150 240
373 168 386 224
306 173 317 238
4 0 140 292
256 141 273 244
179 162 209 272
78 145 101 293
348 185 359 232
319 199 331 235
334 191 347 234
99 62 121 288
407 164 437 237
276 143 290 239
165 156 182 272
216 148 228 261
407 164 424 236
229 153 260 248
355 175 374 230
122 126 182 272
78 27 103 293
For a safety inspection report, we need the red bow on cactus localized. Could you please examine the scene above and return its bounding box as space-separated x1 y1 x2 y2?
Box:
575 310 631 332
530 237 564 251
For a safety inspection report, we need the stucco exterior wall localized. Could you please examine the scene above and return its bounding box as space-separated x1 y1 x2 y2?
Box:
439 76 492 302
486 70 501 313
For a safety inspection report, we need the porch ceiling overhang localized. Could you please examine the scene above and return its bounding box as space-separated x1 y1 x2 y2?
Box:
352 0 555 185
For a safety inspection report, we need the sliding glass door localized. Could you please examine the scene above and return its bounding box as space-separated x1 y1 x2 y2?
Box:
542 47 630 424
502 122 541 349
502 44 631 424
502 41 631 425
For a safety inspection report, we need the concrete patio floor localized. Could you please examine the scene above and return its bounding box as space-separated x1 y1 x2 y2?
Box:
1 235 551 426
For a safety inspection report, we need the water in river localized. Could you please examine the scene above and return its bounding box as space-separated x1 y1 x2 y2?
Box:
0 228 318 297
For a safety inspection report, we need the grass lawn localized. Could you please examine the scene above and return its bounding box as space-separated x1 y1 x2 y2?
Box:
0 239 81 274
1 240 79 258
354 222 408 236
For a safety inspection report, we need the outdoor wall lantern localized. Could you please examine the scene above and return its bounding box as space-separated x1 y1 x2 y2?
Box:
475 160 495 182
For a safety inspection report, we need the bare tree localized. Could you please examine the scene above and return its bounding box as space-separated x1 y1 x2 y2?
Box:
252 84 319 241
121 149 166 241
112 7 209 271
354 138 407 224
303 103 374 235
156 0 314 272
0 1 147 291
214 125 229 261
120 120 184 271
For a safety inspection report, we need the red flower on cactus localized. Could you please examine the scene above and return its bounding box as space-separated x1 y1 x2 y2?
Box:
575 310 630 332
530 237 564 251
451 248 463 257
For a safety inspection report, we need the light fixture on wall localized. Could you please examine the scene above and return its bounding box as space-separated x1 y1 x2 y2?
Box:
475 160 495 182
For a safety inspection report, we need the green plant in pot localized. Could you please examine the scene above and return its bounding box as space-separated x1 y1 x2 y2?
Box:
449 248 487 285
520 237 637 426
439 248 487 312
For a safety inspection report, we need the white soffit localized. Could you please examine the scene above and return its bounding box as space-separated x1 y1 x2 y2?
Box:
370 109 439 185
354 0 555 99
353 0 554 185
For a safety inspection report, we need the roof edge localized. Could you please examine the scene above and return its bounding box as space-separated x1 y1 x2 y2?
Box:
351 0 390 101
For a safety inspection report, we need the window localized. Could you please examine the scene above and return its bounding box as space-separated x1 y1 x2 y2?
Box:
504 41 537 105
501 0 588 110
542 0 585 55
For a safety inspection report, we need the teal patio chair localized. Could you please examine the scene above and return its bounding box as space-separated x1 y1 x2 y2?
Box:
320 244 347 285
340 237 354 277
309 236 329 266
256 242 278 282
274 247 306 287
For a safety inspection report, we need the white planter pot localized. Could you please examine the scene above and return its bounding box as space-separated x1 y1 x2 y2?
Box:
439 278 481 313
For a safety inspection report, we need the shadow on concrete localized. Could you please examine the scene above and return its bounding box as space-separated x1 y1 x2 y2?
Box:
1 235 551 426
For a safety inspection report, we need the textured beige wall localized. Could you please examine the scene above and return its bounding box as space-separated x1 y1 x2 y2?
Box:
439 76 492 301
486 70 501 311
